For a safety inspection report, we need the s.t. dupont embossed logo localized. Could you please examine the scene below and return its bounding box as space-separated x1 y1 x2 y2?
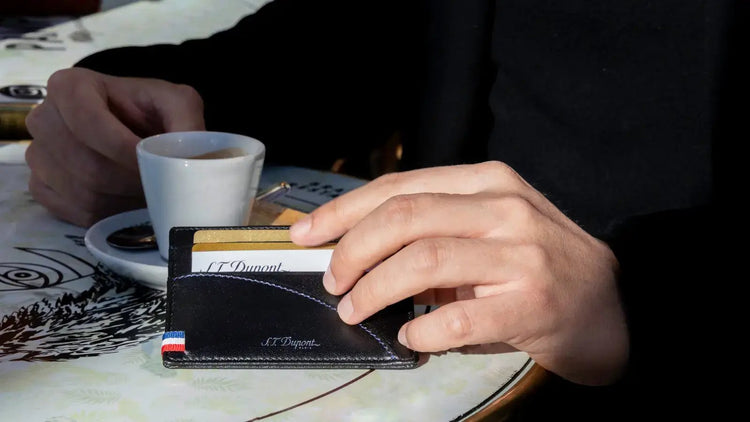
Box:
261 336 321 350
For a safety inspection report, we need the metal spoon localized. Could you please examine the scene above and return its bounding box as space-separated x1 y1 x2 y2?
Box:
105 182 291 250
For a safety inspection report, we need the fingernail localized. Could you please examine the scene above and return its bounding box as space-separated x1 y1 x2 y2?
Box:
398 325 409 348
338 294 353 322
322 265 336 293
289 215 312 240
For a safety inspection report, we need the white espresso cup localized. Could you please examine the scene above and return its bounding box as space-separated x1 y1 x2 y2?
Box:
136 131 265 260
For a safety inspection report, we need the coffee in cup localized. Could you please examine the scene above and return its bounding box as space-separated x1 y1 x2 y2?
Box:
136 131 265 260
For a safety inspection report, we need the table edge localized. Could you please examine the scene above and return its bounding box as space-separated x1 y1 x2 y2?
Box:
464 362 549 421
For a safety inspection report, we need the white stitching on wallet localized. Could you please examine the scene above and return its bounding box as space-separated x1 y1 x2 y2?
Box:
173 273 397 359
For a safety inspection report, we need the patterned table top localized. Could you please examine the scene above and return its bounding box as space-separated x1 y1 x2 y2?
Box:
0 153 535 421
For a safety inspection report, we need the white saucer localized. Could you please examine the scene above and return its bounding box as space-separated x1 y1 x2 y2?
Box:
84 208 167 290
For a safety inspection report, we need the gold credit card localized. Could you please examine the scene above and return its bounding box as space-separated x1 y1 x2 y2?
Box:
191 228 335 273
193 228 293 244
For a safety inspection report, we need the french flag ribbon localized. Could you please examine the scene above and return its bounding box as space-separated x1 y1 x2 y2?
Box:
161 331 186 354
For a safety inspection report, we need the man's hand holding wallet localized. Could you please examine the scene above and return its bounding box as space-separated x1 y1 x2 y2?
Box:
162 225 419 369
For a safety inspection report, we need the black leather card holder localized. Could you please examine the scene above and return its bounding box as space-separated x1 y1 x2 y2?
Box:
162 226 418 369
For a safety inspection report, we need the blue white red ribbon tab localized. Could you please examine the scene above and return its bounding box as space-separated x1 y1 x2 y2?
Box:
161 331 185 354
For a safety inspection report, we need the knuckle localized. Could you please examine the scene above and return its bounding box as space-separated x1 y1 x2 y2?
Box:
480 160 516 177
441 304 475 342
330 239 365 280
408 239 449 274
372 171 404 190
351 280 379 311
485 194 538 231
330 241 353 270
45 69 73 94
522 243 550 270
47 68 91 97
173 83 203 106
382 194 418 228
403 322 430 350
328 197 348 226
502 194 537 226
403 325 427 350
480 160 525 186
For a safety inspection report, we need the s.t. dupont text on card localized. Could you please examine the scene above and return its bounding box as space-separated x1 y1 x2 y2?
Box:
191 247 333 273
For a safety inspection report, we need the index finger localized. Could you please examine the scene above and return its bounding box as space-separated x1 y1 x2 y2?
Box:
48 70 142 171
291 161 582 247
290 163 499 246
